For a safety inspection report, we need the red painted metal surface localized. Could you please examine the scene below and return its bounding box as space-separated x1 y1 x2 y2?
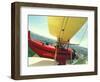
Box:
28 31 72 64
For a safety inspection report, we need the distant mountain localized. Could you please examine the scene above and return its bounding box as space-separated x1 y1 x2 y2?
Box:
30 32 57 44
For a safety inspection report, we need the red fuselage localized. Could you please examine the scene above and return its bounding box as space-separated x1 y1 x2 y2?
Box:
28 31 72 65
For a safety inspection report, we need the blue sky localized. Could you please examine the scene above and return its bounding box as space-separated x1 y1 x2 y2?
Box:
28 15 88 48
28 15 56 39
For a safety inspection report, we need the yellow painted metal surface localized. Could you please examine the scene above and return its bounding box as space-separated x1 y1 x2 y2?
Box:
48 16 87 43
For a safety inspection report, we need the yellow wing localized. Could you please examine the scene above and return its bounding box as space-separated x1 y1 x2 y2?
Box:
48 16 87 43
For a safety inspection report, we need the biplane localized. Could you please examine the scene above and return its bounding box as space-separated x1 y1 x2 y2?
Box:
28 16 87 65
